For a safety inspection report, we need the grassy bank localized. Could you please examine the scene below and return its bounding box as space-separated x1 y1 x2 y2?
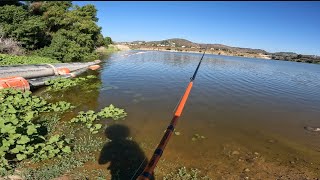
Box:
95 45 120 58
0 75 128 179
0 45 119 66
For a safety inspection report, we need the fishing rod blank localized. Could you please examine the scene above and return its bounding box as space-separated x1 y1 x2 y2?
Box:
137 49 206 180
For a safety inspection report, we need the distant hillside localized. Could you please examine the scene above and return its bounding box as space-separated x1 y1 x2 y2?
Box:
148 38 196 48
121 38 320 64
130 38 268 55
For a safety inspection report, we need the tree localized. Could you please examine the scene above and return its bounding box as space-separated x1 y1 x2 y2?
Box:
0 1 106 62
41 1 72 32
104 37 113 45
12 16 50 50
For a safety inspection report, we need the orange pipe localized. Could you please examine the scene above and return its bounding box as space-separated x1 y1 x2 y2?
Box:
0 76 30 91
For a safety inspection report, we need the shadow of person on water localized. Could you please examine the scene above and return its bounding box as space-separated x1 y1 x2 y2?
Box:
99 124 155 180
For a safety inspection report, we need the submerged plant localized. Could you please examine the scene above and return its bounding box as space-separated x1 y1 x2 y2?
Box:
70 110 101 134
191 133 206 142
98 104 127 120
45 75 98 91
70 104 127 134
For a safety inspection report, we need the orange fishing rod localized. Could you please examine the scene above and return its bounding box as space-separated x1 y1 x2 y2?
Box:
137 49 206 180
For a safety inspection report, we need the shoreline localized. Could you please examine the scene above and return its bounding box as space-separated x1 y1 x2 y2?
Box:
130 47 272 60
114 44 320 64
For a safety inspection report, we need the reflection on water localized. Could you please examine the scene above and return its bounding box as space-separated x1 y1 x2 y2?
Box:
96 50 320 178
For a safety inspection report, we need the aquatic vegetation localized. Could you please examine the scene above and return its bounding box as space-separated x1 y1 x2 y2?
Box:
0 54 60 66
0 89 74 170
45 75 98 91
71 104 127 134
86 75 97 79
191 133 206 141
98 104 127 120
70 110 102 134
19 124 106 179
101 84 119 91
163 167 211 180
163 129 181 136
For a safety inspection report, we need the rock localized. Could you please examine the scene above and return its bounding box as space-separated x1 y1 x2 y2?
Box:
290 161 295 164
268 139 275 143
5 175 23 180
232 150 240 155
304 126 320 132
174 131 181 136
254 152 259 155
244 168 250 172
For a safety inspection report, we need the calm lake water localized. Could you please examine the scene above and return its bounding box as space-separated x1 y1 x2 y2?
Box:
74 50 320 178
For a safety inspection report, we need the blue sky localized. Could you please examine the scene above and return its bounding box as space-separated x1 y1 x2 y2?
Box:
75 1 320 55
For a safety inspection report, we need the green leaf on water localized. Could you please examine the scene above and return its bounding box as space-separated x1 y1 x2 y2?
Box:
24 112 34 121
62 146 71 153
48 135 60 144
25 146 34 154
94 124 102 130
1 139 11 148
16 154 27 161
11 145 25 153
17 135 30 144
27 125 37 135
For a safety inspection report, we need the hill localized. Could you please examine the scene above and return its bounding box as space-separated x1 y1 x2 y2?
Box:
120 38 320 64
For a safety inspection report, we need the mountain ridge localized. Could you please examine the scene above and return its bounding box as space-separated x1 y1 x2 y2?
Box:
119 38 320 64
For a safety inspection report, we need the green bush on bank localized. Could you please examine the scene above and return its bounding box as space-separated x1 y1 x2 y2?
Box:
0 2 113 63
0 89 74 171
95 45 119 58
0 53 60 66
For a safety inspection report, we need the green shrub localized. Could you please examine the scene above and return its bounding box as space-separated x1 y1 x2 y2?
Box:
0 2 106 63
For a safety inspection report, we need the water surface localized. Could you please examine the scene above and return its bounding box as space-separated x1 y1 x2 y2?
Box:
92 50 320 178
